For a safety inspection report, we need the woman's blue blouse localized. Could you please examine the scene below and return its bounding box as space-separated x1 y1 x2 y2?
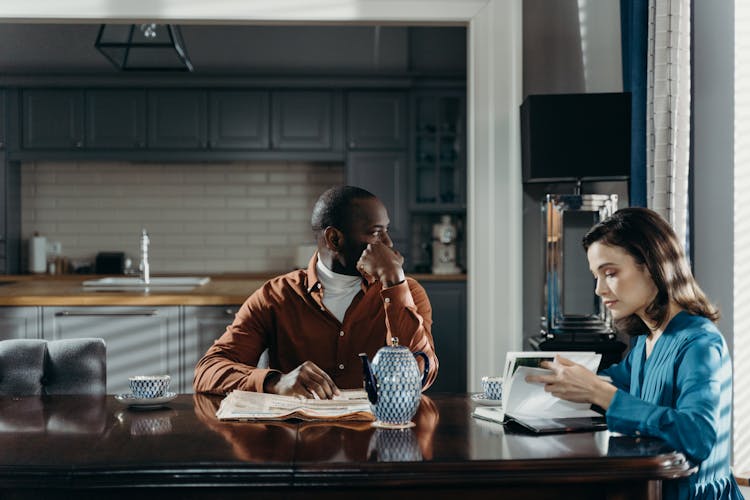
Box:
601 312 743 499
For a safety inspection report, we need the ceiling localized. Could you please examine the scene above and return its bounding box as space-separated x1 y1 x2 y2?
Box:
0 24 466 75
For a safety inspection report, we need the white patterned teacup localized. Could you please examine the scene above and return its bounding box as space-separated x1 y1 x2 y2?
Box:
481 376 503 401
129 375 170 399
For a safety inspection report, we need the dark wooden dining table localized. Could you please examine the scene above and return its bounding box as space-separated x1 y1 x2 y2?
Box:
0 393 694 500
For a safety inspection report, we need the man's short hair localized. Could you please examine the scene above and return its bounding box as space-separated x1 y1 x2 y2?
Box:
311 186 376 232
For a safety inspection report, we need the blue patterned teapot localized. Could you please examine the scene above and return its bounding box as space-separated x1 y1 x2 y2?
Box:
358 337 429 427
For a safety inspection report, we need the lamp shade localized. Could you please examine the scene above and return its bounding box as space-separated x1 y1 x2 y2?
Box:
95 24 193 72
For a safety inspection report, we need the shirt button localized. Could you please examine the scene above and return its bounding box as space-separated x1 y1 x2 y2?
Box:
338 364 345 370
339 331 345 337
384 297 391 304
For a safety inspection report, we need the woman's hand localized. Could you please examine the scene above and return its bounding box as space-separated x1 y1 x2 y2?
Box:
525 355 617 410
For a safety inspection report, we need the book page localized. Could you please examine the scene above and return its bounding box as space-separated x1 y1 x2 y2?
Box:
505 366 600 418
501 351 602 420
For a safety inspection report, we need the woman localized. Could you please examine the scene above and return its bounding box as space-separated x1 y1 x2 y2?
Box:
527 207 743 500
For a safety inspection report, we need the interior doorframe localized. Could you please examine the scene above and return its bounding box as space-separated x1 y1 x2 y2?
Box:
0 0 524 390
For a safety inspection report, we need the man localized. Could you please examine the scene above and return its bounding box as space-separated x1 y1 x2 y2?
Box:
194 186 438 398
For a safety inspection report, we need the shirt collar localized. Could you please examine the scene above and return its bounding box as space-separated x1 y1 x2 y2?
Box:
305 252 374 293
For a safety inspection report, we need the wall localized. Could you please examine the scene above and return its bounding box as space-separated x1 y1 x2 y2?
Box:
21 161 344 273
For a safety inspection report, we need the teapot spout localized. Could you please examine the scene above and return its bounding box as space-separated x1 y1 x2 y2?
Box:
358 353 378 404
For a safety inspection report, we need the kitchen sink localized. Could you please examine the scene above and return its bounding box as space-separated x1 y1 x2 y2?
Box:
82 276 210 291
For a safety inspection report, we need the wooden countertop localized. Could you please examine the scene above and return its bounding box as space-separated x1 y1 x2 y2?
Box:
0 273 466 306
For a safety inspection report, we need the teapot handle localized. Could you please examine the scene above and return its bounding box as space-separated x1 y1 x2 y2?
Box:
413 351 430 387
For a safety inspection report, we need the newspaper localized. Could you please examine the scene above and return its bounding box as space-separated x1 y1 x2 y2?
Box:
216 389 375 422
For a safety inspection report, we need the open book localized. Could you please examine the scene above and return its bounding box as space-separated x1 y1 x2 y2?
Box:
216 389 375 422
472 351 607 434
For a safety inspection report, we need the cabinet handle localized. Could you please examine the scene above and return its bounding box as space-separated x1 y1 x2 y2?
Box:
75 141 83 148
224 308 236 316
55 310 159 317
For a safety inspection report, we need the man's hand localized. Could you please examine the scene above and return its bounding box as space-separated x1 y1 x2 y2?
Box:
263 361 341 399
525 355 617 410
357 242 405 287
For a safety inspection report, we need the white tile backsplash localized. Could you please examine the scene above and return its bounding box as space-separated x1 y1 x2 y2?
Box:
21 160 345 273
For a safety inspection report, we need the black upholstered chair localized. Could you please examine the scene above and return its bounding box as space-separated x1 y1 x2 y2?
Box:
0 338 106 395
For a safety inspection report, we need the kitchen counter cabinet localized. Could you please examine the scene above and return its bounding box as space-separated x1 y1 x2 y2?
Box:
0 306 40 340
422 280 466 393
0 275 465 394
182 305 239 392
43 306 181 394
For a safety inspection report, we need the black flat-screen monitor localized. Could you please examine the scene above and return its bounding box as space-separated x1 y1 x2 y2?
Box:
521 92 632 182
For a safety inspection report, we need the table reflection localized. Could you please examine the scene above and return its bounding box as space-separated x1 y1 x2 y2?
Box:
297 395 439 463
0 395 108 434
193 393 439 464
193 393 297 462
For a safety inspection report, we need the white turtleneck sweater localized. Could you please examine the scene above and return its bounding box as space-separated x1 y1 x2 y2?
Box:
316 259 363 323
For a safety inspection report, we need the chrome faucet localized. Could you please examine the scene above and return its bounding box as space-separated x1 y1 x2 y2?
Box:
140 228 150 284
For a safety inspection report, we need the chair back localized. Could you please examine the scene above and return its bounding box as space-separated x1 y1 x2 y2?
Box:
0 338 106 396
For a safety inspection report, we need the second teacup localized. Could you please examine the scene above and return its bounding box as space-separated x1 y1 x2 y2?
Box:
481 376 503 401
129 375 171 399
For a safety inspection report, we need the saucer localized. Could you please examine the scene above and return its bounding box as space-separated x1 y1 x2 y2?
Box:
115 392 177 409
471 393 503 406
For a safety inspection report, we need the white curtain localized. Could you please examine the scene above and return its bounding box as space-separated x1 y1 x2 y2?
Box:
646 0 691 242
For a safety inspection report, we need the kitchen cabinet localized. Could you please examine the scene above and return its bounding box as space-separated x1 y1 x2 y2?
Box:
0 155 20 275
0 89 5 150
181 305 237 393
346 91 407 150
271 90 335 150
148 90 208 149
421 280 466 393
0 306 41 340
410 90 466 212
347 151 409 247
209 90 270 150
345 91 409 256
86 89 146 149
22 89 84 149
43 306 180 394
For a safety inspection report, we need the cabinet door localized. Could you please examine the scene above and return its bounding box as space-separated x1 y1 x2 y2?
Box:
148 90 207 149
347 151 409 245
0 89 5 150
181 305 238 394
43 306 180 394
271 90 332 150
411 91 466 211
347 91 407 150
22 90 84 149
0 307 41 340
421 281 466 393
209 90 270 149
86 89 146 149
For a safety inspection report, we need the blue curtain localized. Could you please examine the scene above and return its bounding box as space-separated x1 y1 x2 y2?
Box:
620 0 648 207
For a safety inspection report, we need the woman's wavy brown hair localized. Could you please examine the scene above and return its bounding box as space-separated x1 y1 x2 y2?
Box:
582 207 719 336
